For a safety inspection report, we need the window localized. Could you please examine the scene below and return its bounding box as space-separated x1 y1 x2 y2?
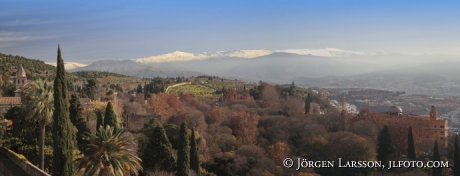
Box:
440 131 445 134
440 126 445 129
441 137 444 141
22 80 24 84
434 125 437 128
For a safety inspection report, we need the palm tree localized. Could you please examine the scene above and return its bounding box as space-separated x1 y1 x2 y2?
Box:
75 126 143 176
22 79 54 170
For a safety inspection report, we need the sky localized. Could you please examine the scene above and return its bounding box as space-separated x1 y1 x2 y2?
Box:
1 1 460 64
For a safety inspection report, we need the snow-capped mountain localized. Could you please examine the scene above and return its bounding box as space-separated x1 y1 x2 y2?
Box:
46 62 87 70
132 48 386 64
134 50 273 63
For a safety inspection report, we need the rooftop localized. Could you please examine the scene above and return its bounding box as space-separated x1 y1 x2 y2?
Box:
0 97 21 103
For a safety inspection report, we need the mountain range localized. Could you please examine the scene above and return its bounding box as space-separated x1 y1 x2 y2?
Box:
68 48 460 96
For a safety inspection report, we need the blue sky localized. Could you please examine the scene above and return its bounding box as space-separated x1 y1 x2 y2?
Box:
1 1 460 64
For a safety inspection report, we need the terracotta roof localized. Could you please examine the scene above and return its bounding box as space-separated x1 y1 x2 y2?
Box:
0 97 21 103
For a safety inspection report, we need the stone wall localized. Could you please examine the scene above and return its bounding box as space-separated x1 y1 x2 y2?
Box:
0 147 50 176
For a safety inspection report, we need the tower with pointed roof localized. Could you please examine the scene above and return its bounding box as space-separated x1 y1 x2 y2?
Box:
15 64 28 90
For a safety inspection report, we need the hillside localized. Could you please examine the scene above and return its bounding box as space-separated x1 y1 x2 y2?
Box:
71 71 130 78
0 52 57 81
0 53 57 96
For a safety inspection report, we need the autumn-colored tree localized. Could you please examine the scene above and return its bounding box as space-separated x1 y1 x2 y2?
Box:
267 141 290 163
226 112 260 145
314 132 376 176
148 93 173 122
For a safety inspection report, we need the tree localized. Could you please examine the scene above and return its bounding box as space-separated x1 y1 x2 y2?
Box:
407 126 416 160
22 80 53 170
141 120 176 172
104 102 119 131
75 126 143 175
69 94 91 150
190 128 200 176
96 111 103 130
432 140 442 176
52 45 76 176
305 93 312 114
455 135 460 176
176 122 190 176
289 81 296 96
377 125 395 164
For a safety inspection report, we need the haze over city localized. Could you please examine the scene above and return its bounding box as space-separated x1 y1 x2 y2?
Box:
2 0 460 64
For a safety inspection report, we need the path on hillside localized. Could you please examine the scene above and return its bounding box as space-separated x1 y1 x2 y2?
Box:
165 82 192 93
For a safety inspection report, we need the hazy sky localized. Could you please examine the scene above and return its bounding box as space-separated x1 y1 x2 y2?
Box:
1 1 460 64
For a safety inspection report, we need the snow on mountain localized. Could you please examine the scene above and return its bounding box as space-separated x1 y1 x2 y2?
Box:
276 48 372 57
134 50 274 63
46 62 87 70
132 48 385 63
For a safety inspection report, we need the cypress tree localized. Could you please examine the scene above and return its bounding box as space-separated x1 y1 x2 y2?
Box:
454 135 460 176
377 125 395 164
176 122 190 176
190 128 200 176
305 93 312 114
52 45 76 176
69 94 91 150
96 111 103 130
104 102 119 131
143 122 176 172
432 140 442 176
407 126 416 160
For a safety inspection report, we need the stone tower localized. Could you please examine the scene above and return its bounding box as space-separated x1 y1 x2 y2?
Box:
430 105 438 121
15 64 27 90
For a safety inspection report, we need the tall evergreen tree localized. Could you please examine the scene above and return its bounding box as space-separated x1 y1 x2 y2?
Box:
289 81 296 96
176 122 190 176
104 102 119 131
377 125 395 164
305 93 312 114
407 126 416 160
69 94 91 150
142 121 176 172
190 128 200 176
455 135 460 176
52 45 76 176
96 111 103 130
432 140 442 176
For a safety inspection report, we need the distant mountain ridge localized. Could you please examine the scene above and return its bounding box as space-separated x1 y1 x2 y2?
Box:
132 48 379 63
